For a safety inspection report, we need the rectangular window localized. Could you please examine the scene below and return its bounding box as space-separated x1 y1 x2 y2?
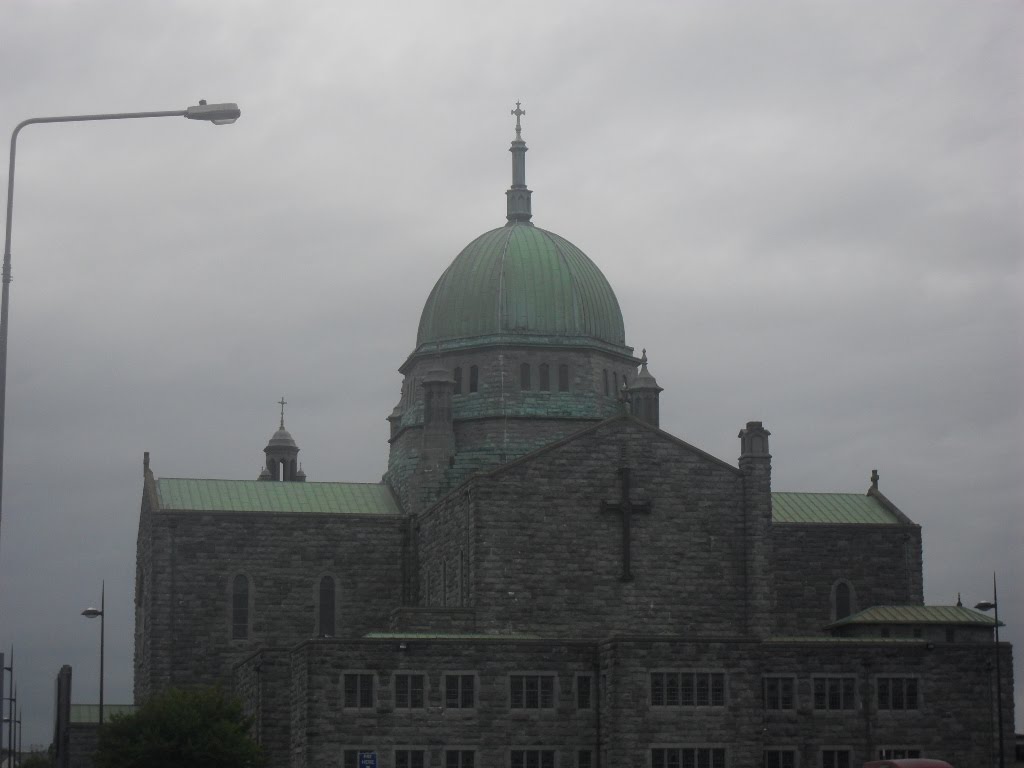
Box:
343 673 374 708
558 364 570 391
395 750 426 768
394 674 425 709
764 750 795 768
877 677 918 710
821 750 850 768
578 750 593 768
510 674 556 709
445 674 475 709
813 677 855 710
651 748 726 768
469 365 479 393
878 749 921 759
651 672 726 707
511 751 556 768
576 675 593 709
445 751 475 768
763 677 795 710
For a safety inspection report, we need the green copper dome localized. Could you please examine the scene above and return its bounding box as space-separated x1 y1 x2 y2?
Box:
416 222 626 348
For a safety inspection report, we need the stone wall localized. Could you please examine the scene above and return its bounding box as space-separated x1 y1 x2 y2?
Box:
771 523 924 635
602 636 1013 768
448 418 754 638
235 648 292 768
137 509 405 695
270 634 1013 768
67 724 98 768
288 637 598 768
416 487 475 609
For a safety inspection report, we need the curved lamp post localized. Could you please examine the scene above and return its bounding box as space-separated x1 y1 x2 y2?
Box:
81 581 105 727
974 573 1004 768
0 101 240 622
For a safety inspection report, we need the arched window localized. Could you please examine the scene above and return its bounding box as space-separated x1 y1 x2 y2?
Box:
612 371 618 392
558 364 570 392
231 575 249 640
603 369 609 396
520 363 531 390
319 576 336 637
539 363 550 391
453 367 463 395
835 581 851 622
469 365 479 393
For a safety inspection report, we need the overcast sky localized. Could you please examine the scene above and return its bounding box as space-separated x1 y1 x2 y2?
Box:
0 0 1020 748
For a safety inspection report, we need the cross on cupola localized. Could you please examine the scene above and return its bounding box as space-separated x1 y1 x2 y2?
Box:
278 396 287 428
511 101 526 139
506 101 533 224
600 467 652 581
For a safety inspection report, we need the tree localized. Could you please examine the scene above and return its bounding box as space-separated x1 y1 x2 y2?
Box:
93 687 264 768
20 753 53 768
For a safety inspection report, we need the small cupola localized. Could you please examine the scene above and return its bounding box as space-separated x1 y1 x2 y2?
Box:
628 349 664 427
260 397 303 482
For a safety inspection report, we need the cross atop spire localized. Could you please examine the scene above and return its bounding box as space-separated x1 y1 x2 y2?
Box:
511 101 526 139
506 101 533 224
278 396 287 428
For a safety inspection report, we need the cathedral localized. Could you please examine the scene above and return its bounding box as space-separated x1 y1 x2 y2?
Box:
134 107 1014 768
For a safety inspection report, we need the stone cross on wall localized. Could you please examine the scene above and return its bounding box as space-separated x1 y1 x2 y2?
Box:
601 467 652 581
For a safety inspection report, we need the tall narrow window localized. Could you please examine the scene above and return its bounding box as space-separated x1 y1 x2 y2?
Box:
453 367 463 395
612 372 618 392
231 575 249 640
319 576 336 637
835 582 851 619
442 560 448 608
558 364 570 391
459 549 465 607
603 369 609 396
539 364 550 391
520 363 531 390
469 365 479 393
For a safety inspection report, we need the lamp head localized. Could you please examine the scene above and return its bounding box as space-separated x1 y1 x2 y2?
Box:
81 607 102 619
974 601 996 612
185 100 241 125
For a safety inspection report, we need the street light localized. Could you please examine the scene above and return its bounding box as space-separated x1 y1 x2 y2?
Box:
81 581 105 727
0 100 240 623
974 573 1004 768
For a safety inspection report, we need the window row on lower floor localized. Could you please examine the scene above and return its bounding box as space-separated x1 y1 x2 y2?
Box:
342 749 592 768
765 748 924 768
343 747 926 768
343 672 594 710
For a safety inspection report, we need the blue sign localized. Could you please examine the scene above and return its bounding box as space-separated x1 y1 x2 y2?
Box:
359 753 377 768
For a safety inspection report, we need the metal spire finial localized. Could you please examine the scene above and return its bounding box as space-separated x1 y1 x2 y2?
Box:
278 397 287 429
512 101 526 139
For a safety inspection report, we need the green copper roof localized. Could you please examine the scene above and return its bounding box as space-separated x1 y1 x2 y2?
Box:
772 492 899 524
156 479 401 515
829 605 1000 628
416 223 626 348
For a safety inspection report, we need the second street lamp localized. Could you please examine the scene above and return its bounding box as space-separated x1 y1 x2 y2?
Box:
974 573 1005 768
82 581 105 728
